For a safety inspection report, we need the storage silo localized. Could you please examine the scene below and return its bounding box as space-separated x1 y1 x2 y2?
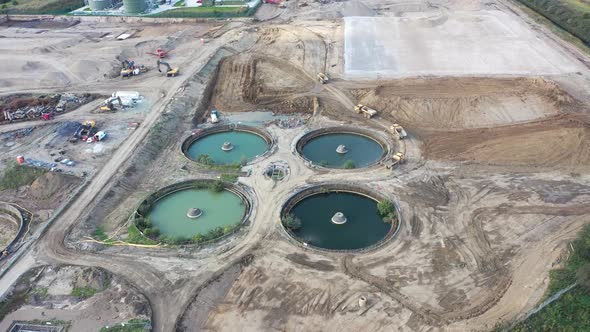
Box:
89 0 113 10
123 0 148 14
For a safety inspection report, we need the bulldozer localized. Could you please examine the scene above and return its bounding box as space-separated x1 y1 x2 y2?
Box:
389 124 407 139
157 59 179 77
99 96 123 112
354 104 377 119
383 152 404 169
317 72 329 84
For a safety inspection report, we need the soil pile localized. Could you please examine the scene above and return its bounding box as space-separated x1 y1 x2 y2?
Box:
423 116 590 170
29 172 79 200
211 55 314 113
352 78 576 130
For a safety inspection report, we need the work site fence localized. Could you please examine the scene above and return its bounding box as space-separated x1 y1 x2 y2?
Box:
132 179 253 246
279 182 402 255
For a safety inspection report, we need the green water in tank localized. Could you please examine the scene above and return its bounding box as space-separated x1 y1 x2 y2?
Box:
147 188 245 238
301 133 383 168
187 131 269 166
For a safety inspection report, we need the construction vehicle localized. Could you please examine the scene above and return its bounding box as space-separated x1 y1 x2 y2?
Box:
354 104 377 119
100 96 123 112
389 124 407 139
120 60 147 78
210 109 219 123
41 112 54 121
383 152 405 169
157 59 179 77
317 73 329 84
71 120 97 143
147 48 170 58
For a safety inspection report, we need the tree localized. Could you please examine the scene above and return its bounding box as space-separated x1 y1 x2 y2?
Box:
11 0 17 5
282 214 302 231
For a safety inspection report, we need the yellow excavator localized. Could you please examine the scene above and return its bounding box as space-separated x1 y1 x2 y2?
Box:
99 96 123 112
157 59 179 77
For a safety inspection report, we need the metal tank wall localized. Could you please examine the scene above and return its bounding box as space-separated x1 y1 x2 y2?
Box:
89 0 113 10
123 0 148 14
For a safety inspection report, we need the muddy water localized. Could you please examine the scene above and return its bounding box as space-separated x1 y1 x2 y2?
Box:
187 131 268 165
289 192 391 250
301 133 383 168
147 188 245 238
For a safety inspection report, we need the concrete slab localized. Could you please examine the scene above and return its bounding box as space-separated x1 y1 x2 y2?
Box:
344 11 584 79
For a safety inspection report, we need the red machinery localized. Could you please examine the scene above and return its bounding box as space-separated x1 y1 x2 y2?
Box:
147 48 170 59
41 112 54 120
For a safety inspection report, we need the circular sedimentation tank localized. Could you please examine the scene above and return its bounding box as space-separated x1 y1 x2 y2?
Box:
281 185 399 251
138 181 251 242
297 127 387 169
183 125 272 166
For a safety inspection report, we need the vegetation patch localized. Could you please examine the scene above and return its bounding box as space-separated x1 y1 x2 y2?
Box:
100 319 152 332
2 0 84 14
342 160 356 169
377 200 398 224
516 0 590 45
0 162 45 190
71 286 99 299
282 213 302 231
512 224 590 330
126 224 159 245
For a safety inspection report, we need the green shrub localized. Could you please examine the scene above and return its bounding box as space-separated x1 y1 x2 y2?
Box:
71 286 98 299
143 227 160 238
342 160 356 169
196 154 214 165
282 214 302 231
220 173 238 183
209 180 225 193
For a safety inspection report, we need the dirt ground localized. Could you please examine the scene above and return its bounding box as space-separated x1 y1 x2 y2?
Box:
1 0 590 332
0 210 19 249
0 265 151 331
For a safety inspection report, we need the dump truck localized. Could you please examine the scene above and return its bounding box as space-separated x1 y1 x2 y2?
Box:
354 104 377 119
389 124 407 139
317 73 329 84
157 59 179 77
383 152 404 169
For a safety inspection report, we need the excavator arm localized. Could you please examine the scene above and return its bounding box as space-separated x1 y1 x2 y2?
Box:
157 59 172 73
